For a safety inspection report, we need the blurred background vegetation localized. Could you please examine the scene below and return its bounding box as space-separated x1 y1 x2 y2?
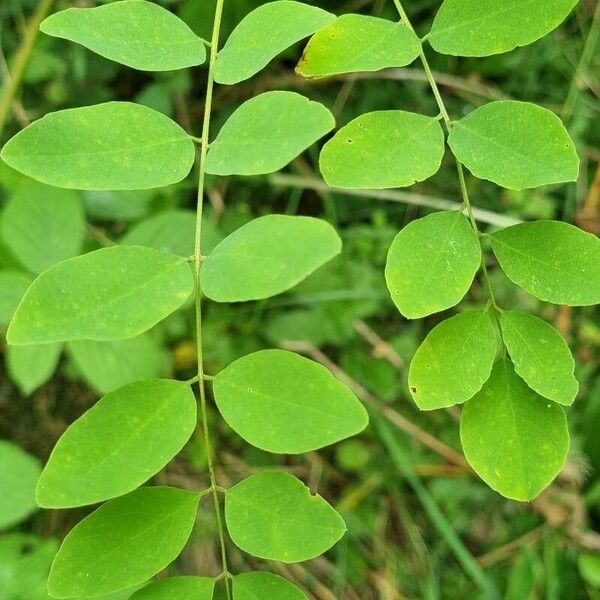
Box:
1 0 600 598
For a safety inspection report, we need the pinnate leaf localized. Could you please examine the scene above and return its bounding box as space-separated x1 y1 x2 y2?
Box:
48 487 199 598
202 215 341 302
130 577 215 600
448 101 579 190
0 441 41 529
319 111 445 189
215 1 334 84
225 471 346 562
385 211 481 319
297 14 420 78
1 181 84 274
41 0 206 71
428 0 579 57
500 311 578 406
460 360 569 501
490 221 600 305
37 380 196 508
7 343 62 396
408 310 497 410
0 102 195 190
213 349 368 453
7 246 193 345
205 91 334 176
234 571 308 600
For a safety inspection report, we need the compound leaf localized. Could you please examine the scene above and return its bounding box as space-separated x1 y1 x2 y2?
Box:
448 101 579 190
490 221 600 305
41 0 206 71
1 102 195 190
408 310 497 410
67 334 166 395
234 572 308 600
428 0 579 57
460 359 569 501
0 441 41 529
385 211 481 319
8 246 193 345
47 487 199 598
130 577 215 600
202 215 341 302
215 1 334 84
7 343 62 396
205 91 334 176
0 271 32 324
37 380 196 508
319 111 445 189
225 471 346 562
500 311 578 406
1 181 84 274
213 349 368 453
297 14 420 78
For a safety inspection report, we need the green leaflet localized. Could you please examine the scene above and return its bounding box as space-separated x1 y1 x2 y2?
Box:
500 311 578 406
490 221 600 305
48 487 199 598
1 181 84 274
213 349 368 453
7 343 62 396
36 380 196 508
428 0 579 57
296 14 421 78
7 246 193 345
0 441 41 529
201 215 341 302
120 210 223 257
41 0 206 71
408 310 497 410
215 0 334 84
225 471 346 562
0 271 32 324
460 359 569 501
448 101 579 190
205 91 335 176
234 571 308 600
67 335 166 395
385 211 481 319
130 577 215 600
319 111 445 189
0 102 195 190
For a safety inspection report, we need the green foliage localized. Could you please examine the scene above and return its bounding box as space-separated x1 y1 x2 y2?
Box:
7 343 62 396
202 215 341 302
225 471 346 562
0 441 41 529
0 103 195 190
41 0 206 71
385 211 481 318
0 271 32 324
319 111 445 188
500 311 578 406
213 349 367 453
233 571 308 599
130 577 215 600
490 221 600 305
296 14 420 78
48 487 199 598
448 101 579 190
428 0 579 57
205 91 334 175
37 380 196 508
408 310 497 410
460 360 569 501
215 0 334 84
8 246 193 345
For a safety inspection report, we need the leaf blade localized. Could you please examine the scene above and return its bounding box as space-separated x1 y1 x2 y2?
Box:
234 571 308 600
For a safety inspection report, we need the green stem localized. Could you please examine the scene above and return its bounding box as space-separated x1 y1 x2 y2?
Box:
193 0 231 597
392 0 500 313
0 0 54 135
